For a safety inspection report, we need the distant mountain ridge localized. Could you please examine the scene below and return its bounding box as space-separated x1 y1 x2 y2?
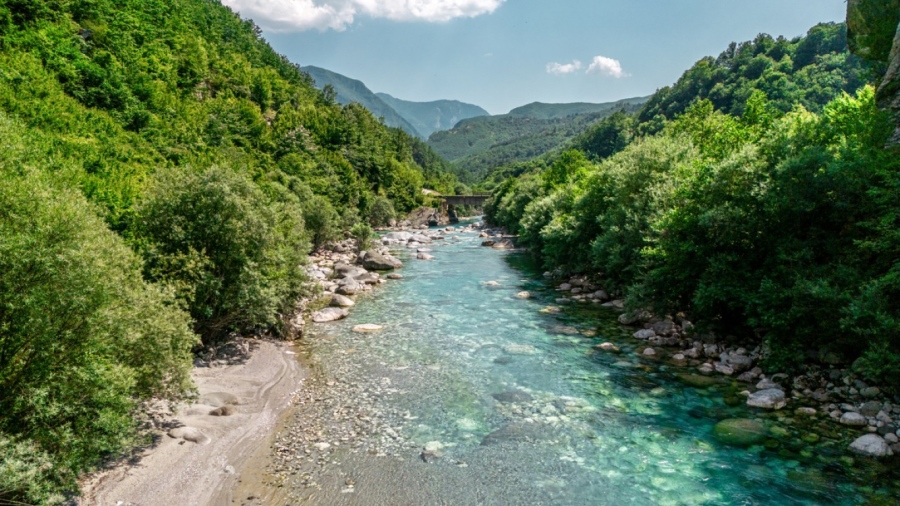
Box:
427 96 648 181
301 66 421 137
376 93 489 139
507 98 649 119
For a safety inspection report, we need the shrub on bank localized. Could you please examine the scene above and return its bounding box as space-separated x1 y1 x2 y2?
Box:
135 166 309 345
0 173 197 503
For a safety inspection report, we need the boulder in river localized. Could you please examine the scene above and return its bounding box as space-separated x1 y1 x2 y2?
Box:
311 307 348 323
352 324 384 333
417 253 435 260
713 418 767 446
747 388 786 410
359 251 403 270
849 434 893 458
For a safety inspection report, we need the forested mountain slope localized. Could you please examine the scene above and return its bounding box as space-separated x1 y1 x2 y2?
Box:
301 65 421 137
0 0 457 503
376 92 488 139
484 20 899 391
429 97 646 182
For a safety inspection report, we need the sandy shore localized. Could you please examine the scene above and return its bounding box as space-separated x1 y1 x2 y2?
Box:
79 339 305 506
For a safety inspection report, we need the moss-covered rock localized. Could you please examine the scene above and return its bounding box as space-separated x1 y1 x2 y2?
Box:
713 418 768 446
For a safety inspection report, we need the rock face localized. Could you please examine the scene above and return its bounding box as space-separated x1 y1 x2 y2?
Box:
849 434 893 457
847 0 900 148
311 307 348 323
713 418 768 446
747 389 786 410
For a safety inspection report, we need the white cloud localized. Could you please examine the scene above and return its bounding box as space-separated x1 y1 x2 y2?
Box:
222 0 505 32
586 55 627 78
546 60 582 75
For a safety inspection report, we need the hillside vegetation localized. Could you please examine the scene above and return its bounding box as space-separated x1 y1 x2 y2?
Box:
429 98 645 182
485 21 900 387
302 65 421 138
0 0 457 503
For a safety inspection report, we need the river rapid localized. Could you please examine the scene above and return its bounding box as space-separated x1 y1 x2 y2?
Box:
236 219 898 506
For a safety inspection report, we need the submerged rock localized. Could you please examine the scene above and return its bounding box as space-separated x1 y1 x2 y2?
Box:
352 324 384 333
492 390 534 403
713 418 768 446
676 373 721 389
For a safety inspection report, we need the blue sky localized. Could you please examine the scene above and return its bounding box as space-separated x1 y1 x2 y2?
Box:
224 0 848 114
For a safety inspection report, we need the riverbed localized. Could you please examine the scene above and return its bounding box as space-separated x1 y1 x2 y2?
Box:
234 220 898 505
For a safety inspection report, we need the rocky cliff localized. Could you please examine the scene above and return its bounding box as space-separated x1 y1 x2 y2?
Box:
847 0 900 148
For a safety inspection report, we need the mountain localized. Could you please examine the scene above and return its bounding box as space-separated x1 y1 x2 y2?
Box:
506 98 649 120
427 97 647 181
375 93 489 138
301 66 421 137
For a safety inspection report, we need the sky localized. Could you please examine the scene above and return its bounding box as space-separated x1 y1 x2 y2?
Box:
222 0 848 115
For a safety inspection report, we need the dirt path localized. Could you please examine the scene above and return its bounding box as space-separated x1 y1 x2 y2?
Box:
79 340 305 506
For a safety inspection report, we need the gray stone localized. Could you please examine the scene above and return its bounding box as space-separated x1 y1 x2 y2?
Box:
336 281 364 295
169 427 210 445
840 412 868 427
848 434 892 458
861 387 881 399
633 329 656 340
651 319 676 336
756 378 781 390
642 347 657 357
416 252 435 260
747 389 787 410
311 307 348 323
721 352 754 373
360 251 402 270
208 406 236 416
714 363 734 376
330 294 355 308
861 401 882 417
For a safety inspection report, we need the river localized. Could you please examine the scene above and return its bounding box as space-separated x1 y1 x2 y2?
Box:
237 219 898 505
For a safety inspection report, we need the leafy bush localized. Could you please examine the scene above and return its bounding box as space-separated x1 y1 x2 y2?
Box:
368 195 396 227
0 173 196 503
135 166 308 344
350 222 375 252
303 194 341 251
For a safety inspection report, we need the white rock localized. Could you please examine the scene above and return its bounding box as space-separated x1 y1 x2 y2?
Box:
311 307 349 323
747 389 787 410
839 412 868 426
849 434 892 458
515 291 531 299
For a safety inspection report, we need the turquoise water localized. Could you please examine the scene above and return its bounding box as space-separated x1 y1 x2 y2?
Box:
290 221 898 505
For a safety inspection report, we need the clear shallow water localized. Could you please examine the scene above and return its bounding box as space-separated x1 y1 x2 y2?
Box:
273 221 898 505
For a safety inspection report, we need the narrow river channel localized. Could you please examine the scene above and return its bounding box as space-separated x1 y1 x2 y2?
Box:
239 219 897 506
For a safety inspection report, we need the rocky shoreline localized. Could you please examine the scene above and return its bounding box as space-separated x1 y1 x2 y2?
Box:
465 229 900 459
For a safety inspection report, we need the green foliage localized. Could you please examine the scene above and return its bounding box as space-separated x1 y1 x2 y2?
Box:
368 195 397 226
136 166 309 345
350 222 375 252
489 84 899 385
304 194 341 251
0 172 197 503
429 101 644 182
638 23 864 124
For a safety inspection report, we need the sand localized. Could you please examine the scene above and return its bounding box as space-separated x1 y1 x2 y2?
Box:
78 340 305 506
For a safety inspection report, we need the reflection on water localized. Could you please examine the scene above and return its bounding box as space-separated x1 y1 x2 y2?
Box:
279 221 898 505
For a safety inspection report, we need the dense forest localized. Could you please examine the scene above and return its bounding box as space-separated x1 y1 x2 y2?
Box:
486 18 899 393
0 0 458 502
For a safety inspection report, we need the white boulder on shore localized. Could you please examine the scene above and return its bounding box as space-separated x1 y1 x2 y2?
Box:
849 434 893 458
747 388 786 410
